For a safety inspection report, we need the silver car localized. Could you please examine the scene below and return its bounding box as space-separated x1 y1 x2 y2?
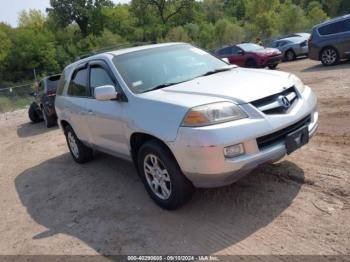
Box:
55 43 318 209
270 35 310 61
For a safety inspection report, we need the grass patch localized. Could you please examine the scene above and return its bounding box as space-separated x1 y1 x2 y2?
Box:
0 96 32 113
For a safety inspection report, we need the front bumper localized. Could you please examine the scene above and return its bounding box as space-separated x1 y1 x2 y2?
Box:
263 55 283 66
168 86 318 188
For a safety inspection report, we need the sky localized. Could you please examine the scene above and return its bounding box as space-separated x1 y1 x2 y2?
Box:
0 0 130 27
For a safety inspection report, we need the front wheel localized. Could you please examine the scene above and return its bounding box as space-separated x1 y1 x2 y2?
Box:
245 59 257 68
268 64 278 70
321 47 339 66
64 125 93 163
137 140 194 210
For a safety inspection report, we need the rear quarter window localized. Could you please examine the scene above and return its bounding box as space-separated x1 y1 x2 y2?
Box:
46 75 61 92
56 71 67 96
318 19 350 35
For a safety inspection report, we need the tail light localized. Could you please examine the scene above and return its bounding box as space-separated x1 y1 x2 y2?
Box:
46 90 56 97
308 36 312 48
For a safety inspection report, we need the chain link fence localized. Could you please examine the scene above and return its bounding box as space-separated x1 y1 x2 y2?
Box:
0 83 34 113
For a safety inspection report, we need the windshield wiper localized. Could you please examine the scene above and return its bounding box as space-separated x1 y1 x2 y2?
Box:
142 81 184 93
199 65 236 77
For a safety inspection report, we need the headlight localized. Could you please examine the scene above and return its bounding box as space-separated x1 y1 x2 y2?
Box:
181 102 248 127
289 74 305 93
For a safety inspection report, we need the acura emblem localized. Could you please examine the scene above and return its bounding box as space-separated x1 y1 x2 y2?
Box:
278 95 290 109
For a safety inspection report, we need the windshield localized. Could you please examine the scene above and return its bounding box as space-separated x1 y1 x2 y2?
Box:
112 44 227 93
46 75 61 91
237 43 264 52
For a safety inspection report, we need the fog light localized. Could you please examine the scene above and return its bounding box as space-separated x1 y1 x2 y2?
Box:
224 144 245 158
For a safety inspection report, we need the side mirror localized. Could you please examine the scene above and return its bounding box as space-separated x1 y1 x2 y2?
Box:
94 85 118 101
237 50 244 55
221 57 229 63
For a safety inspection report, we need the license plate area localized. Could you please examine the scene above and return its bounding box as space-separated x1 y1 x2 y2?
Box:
285 126 309 154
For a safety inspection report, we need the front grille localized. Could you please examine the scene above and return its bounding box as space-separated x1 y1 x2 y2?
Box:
256 114 311 150
251 86 298 114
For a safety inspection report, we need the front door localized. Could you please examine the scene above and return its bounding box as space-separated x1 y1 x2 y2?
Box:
84 60 129 158
228 46 246 66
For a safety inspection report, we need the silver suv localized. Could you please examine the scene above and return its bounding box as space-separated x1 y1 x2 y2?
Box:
55 43 318 209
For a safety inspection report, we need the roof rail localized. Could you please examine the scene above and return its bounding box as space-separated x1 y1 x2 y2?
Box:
75 41 158 61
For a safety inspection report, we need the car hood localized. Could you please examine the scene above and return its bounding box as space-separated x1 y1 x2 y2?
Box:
154 68 294 105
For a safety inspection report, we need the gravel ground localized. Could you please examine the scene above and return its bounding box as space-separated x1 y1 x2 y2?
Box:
0 59 349 257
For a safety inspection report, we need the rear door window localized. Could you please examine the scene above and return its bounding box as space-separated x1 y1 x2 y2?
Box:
318 18 350 35
67 68 88 97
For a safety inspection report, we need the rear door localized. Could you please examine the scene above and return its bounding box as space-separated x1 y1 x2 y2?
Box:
84 60 129 158
63 66 90 142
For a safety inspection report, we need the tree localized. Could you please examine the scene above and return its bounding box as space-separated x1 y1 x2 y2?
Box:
146 0 194 25
18 9 46 28
224 0 246 20
166 26 190 42
214 18 245 47
47 0 113 36
307 2 328 27
102 5 136 37
0 26 12 65
278 0 308 34
130 0 162 41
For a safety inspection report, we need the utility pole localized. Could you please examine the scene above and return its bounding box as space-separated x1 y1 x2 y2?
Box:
33 68 37 80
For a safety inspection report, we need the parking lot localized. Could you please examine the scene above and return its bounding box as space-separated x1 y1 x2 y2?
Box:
0 59 349 256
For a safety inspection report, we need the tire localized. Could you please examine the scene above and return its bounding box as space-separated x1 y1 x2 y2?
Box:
137 140 194 210
285 50 296 61
245 59 257 68
268 64 278 70
64 125 93 164
42 106 57 128
28 102 42 123
321 47 339 66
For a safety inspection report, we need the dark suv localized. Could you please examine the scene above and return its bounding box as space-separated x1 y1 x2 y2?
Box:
309 15 350 66
28 74 61 127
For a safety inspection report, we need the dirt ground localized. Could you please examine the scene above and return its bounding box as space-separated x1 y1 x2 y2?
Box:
0 59 349 257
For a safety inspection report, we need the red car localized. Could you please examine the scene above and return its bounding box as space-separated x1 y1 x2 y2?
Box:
215 43 283 69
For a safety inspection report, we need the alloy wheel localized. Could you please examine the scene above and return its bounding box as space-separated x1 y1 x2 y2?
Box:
143 154 172 200
322 48 337 65
67 131 79 158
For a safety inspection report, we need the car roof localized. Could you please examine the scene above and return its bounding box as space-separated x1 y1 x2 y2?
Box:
316 14 350 28
42 74 61 81
273 33 310 41
107 42 185 56
274 37 305 43
67 42 186 70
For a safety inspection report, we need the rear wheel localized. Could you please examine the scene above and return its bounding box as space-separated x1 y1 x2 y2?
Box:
28 102 42 123
42 106 56 128
321 47 339 66
285 50 296 61
64 125 93 163
137 140 194 210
